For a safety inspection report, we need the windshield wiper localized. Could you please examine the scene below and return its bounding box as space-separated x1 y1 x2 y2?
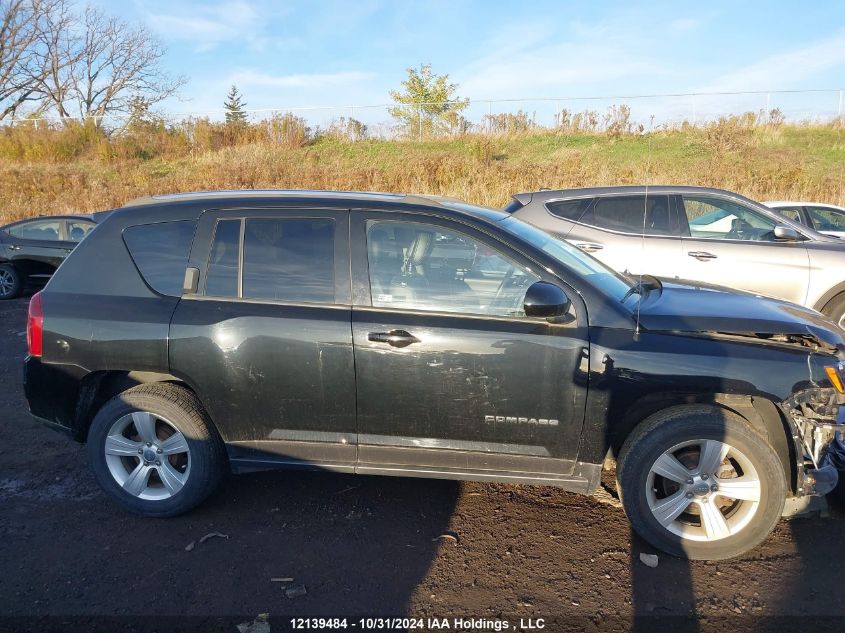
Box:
620 274 662 303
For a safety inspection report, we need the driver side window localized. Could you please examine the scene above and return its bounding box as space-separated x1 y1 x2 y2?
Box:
366 220 540 317
682 195 778 241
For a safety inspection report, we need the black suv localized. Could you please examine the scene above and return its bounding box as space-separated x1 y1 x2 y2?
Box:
23 190 845 560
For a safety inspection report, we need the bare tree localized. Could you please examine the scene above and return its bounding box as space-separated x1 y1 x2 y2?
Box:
38 4 185 124
0 0 64 120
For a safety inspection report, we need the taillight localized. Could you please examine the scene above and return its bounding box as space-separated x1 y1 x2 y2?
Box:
27 291 43 357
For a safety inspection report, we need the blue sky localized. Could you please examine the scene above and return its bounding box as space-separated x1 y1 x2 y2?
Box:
99 0 845 125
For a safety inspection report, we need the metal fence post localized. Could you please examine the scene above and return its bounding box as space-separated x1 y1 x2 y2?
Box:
418 103 422 141
488 101 492 135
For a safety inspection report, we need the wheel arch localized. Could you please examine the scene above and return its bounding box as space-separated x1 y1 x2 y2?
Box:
72 370 198 441
812 282 845 313
608 392 797 494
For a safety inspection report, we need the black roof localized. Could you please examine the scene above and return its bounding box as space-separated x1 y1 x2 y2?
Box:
119 189 508 222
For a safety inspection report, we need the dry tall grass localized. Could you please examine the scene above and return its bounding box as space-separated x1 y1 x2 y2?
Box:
0 115 843 223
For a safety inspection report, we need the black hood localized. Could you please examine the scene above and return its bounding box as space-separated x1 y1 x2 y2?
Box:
636 279 845 350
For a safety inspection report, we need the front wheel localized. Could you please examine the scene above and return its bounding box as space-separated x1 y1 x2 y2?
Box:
617 405 786 560
87 383 225 517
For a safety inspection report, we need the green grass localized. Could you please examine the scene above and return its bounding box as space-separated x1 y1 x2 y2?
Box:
0 123 843 224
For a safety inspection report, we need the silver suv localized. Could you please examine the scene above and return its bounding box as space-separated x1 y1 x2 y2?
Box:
506 186 845 326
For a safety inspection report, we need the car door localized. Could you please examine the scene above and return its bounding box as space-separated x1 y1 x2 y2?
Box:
169 207 357 471
350 209 589 483
551 194 685 279
678 194 810 304
5 218 71 278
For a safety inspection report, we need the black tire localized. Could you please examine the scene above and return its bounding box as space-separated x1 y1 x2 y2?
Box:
87 383 226 517
0 263 22 299
821 292 845 329
617 405 786 560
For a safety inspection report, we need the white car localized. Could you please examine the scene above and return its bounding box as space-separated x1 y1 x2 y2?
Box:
766 201 845 239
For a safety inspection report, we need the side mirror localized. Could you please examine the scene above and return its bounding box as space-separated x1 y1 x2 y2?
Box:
524 281 571 320
773 225 801 241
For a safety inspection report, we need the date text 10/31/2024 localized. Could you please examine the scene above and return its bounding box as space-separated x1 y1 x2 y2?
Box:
290 617 546 630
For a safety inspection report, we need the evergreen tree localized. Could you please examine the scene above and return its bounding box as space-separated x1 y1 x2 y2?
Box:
224 85 247 124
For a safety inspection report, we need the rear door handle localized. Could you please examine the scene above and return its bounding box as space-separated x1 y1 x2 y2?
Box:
368 330 420 348
688 251 717 261
575 242 604 253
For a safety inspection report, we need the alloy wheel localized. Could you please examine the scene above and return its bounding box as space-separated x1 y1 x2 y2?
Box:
0 269 14 297
645 439 761 542
104 411 191 500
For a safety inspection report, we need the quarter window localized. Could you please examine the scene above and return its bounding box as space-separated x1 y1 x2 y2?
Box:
241 218 335 303
807 207 845 232
578 195 677 236
366 220 540 317
8 219 62 241
67 220 95 242
546 199 590 222
123 220 196 296
682 196 778 241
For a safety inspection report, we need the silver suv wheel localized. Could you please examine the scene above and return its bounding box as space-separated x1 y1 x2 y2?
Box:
104 411 191 500
646 439 761 542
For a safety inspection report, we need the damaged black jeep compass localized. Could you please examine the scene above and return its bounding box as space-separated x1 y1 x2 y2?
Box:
23 190 845 560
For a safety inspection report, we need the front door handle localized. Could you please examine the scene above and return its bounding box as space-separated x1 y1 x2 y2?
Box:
688 251 717 261
368 330 420 348
575 242 604 253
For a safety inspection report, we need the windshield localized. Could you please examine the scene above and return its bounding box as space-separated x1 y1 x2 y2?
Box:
501 216 635 302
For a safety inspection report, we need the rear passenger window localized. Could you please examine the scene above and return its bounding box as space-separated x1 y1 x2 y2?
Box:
242 218 335 303
205 219 241 297
581 195 676 235
8 219 62 241
546 199 590 221
123 220 196 296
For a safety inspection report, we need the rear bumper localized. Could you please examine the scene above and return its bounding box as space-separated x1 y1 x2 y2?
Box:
23 356 82 439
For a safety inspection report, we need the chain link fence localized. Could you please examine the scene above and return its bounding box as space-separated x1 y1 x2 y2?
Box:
7 88 845 140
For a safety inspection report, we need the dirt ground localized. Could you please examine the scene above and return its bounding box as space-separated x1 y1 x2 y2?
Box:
2 294 845 633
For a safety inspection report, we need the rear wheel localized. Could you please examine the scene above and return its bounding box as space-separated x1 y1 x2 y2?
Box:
821 292 845 330
87 383 225 517
0 264 21 299
617 405 786 560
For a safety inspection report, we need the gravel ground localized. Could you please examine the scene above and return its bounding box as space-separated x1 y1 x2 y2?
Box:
2 294 845 632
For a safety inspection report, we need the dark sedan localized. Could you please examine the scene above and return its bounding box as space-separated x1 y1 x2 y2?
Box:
0 213 104 299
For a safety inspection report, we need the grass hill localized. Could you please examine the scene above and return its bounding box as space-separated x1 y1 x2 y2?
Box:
0 117 843 223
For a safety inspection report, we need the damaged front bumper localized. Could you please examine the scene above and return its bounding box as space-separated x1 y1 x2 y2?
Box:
782 388 845 496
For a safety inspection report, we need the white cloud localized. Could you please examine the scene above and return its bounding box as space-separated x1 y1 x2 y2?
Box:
669 17 699 33
455 25 674 100
142 0 268 51
699 29 845 92
229 69 373 89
